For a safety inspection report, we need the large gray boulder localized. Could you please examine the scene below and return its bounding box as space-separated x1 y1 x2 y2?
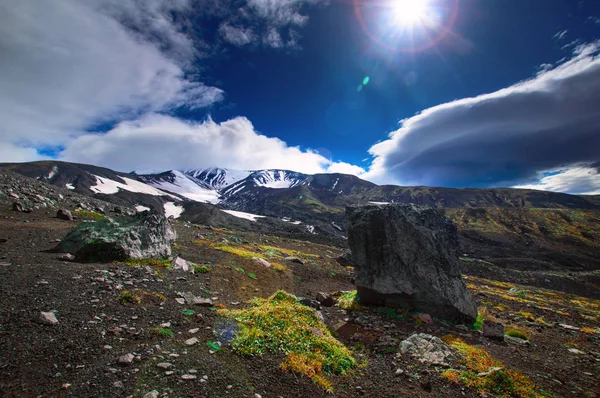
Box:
346 204 477 323
52 212 176 262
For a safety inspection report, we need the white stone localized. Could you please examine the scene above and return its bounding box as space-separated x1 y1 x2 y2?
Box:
39 311 59 326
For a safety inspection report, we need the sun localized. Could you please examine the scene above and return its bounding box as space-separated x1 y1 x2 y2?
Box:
392 0 431 27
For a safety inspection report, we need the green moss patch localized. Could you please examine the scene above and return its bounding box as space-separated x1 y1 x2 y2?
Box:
218 290 357 392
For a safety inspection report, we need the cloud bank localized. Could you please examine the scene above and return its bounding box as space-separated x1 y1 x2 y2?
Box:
0 0 222 158
62 114 365 176
365 43 600 194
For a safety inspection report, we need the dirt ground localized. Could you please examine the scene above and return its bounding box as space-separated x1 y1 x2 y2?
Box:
0 207 599 398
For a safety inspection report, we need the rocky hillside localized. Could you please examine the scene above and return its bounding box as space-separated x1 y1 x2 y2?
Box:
0 202 598 397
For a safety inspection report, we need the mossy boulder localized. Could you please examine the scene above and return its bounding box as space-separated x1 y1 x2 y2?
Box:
52 211 176 262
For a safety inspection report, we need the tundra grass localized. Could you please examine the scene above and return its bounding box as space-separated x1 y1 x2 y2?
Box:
442 335 542 397
72 209 105 220
218 290 357 392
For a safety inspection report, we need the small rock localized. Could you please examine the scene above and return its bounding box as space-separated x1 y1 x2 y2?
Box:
38 311 59 326
482 319 505 341
59 253 74 262
395 368 405 376
252 257 271 267
185 337 199 346
399 333 454 366
181 374 197 380
12 201 24 212
175 298 185 305
254 394 262 398
189 328 200 334
559 324 580 331
316 292 336 307
173 256 191 272
56 209 73 221
112 381 124 389
418 313 434 325
192 297 213 307
159 322 171 328
477 367 503 377
117 353 135 366
143 390 159 398
284 256 304 264
165 371 174 376
505 336 531 346
157 362 173 369
567 348 585 355
103 345 113 350
300 298 321 310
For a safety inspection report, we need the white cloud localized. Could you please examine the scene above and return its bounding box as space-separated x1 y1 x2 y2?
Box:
0 0 222 150
265 28 284 48
364 42 600 192
515 167 600 195
247 0 311 27
325 162 366 176
61 113 365 176
0 143 46 163
218 0 325 49
220 23 256 46
553 30 568 41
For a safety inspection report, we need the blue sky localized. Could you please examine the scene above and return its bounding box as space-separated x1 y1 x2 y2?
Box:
1 0 600 193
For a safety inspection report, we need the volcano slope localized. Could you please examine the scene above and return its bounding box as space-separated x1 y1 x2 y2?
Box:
0 207 599 397
0 170 599 397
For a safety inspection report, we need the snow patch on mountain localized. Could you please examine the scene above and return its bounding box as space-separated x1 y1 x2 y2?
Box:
184 167 252 190
145 170 221 204
90 175 175 197
164 202 183 219
252 170 307 189
65 183 75 190
135 205 150 212
47 166 58 180
369 201 390 205
221 209 265 222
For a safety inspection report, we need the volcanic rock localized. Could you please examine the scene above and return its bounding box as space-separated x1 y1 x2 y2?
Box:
346 204 477 323
52 211 176 262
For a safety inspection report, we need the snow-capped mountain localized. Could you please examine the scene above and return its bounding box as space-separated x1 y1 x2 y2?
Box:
183 167 252 190
137 170 221 204
221 170 309 198
3 161 600 240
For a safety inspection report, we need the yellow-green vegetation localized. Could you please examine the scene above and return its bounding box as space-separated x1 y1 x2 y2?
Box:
218 290 357 392
442 335 541 397
272 263 286 272
338 290 362 311
72 209 105 220
505 329 529 340
193 263 211 273
465 275 600 321
258 245 320 260
196 240 262 259
123 258 171 267
119 290 141 304
446 208 600 247
195 237 320 264
580 327 598 335
118 289 166 305
154 327 174 337
473 307 488 330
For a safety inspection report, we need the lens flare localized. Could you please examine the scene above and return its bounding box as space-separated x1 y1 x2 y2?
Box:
353 0 460 53
392 0 430 27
